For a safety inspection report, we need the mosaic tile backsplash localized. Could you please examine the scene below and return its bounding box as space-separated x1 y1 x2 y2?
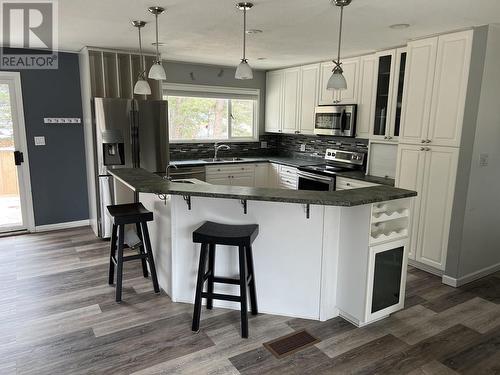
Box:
169 133 369 160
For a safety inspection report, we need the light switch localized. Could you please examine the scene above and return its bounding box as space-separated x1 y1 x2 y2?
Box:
260 141 267 149
34 136 45 146
479 153 489 167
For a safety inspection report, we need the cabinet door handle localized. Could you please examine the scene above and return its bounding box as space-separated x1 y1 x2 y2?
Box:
346 183 351 186
420 147 425 151
388 136 393 139
384 136 388 140
421 139 426 143
426 139 431 143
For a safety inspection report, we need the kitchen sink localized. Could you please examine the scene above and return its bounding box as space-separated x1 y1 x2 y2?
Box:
202 157 245 162
171 179 195 184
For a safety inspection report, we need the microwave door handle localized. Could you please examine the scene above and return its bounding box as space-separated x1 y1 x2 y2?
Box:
340 109 346 133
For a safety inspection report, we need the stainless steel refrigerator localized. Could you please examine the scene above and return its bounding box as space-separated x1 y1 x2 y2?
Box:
92 98 169 238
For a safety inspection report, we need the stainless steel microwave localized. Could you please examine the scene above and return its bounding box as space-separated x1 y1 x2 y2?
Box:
314 104 357 137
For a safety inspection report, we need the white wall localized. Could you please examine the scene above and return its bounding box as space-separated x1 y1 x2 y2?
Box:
445 25 500 281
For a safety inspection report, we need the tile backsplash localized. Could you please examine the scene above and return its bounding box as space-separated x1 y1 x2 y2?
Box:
169 133 369 160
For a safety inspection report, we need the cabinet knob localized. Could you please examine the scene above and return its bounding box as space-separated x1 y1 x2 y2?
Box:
384 136 388 140
426 139 431 143
388 136 393 140
421 139 426 143
420 147 425 151
346 183 351 186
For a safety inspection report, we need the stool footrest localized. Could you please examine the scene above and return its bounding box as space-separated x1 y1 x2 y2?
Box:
202 270 212 281
201 292 241 303
123 253 148 262
213 276 240 285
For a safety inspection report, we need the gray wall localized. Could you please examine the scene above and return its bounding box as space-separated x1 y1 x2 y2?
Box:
2 50 88 226
445 25 500 280
162 60 266 132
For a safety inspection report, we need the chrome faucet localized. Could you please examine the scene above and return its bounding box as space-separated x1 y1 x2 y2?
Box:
214 142 230 161
165 164 178 180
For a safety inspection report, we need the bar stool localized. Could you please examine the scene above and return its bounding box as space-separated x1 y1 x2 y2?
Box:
191 221 259 338
107 203 160 302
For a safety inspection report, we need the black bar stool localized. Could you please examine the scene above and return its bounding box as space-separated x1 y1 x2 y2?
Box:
191 221 259 338
107 203 160 302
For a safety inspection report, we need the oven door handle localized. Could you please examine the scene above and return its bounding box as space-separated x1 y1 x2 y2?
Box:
340 109 346 133
297 171 335 183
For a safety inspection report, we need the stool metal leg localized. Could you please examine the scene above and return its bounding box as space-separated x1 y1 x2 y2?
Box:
246 246 258 315
238 246 249 338
108 224 117 285
140 222 160 293
206 244 215 310
116 224 125 302
192 243 209 332
136 223 149 278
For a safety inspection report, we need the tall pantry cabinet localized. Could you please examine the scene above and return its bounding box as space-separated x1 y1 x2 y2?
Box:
396 30 473 271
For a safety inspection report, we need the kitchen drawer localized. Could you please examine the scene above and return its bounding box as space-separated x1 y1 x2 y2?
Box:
279 165 298 177
206 164 255 176
278 175 297 189
336 177 378 190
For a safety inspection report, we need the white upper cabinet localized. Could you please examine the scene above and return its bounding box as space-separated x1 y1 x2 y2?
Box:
400 37 438 145
427 30 473 147
282 68 301 134
318 57 360 105
400 30 472 146
298 64 320 135
265 70 284 133
356 55 377 139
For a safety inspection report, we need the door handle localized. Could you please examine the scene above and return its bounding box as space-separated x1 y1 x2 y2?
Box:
13 151 24 165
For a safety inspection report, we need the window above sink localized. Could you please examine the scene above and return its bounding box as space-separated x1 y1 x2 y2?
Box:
163 83 260 143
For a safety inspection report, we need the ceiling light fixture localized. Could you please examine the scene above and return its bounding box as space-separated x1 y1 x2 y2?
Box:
235 2 254 80
132 21 151 95
389 23 410 29
148 6 167 80
327 0 352 91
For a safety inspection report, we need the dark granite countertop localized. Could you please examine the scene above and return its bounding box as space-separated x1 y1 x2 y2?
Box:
170 156 395 186
109 168 415 207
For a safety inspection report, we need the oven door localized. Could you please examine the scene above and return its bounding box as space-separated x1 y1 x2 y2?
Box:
314 106 355 137
297 170 335 191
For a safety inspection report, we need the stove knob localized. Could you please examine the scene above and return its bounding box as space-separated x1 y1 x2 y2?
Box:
327 152 332 156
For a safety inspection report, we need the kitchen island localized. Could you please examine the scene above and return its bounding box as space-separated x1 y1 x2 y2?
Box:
110 168 416 326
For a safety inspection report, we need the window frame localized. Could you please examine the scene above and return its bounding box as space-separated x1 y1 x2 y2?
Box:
163 83 260 144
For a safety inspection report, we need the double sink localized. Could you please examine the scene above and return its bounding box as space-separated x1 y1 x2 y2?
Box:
202 157 245 163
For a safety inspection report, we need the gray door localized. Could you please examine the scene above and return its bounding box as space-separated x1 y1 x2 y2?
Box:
136 100 169 173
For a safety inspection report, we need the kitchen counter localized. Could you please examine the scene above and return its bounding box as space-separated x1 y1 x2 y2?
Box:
109 168 415 207
170 156 395 186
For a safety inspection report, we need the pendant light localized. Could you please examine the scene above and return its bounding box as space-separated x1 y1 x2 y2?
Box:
327 0 352 90
148 6 167 80
235 2 253 80
132 20 152 95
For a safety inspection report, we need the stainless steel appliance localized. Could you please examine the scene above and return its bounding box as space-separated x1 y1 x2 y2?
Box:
314 104 357 137
297 148 366 191
93 98 169 238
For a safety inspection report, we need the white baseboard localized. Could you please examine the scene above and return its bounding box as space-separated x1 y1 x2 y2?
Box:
408 259 443 277
442 261 500 288
34 219 90 232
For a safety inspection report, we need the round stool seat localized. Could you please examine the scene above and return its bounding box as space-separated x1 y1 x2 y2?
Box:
107 203 153 225
193 221 259 247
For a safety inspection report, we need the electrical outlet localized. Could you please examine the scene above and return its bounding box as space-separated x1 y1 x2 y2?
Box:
260 141 267 149
479 153 489 167
300 144 306 152
34 136 45 146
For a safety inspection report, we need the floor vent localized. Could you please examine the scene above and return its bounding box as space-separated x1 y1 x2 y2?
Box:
263 330 320 359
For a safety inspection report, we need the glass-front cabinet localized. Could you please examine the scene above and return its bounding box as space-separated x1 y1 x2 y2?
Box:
370 48 407 142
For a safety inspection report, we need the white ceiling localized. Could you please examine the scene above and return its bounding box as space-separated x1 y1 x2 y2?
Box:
59 0 500 70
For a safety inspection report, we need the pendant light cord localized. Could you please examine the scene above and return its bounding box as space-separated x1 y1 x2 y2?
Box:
336 5 343 66
242 6 246 60
155 13 160 62
138 26 144 76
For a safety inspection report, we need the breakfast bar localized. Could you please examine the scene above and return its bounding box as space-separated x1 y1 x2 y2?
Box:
110 168 416 327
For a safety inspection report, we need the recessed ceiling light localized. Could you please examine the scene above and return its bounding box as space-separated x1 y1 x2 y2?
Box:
246 29 263 34
389 23 410 29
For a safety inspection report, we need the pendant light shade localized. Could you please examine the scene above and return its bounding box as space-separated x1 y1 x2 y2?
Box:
134 79 152 95
327 0 351 91
235 2 253 80
148 6 167 80
132 20 151 95
148 61 166 80
235 59 253 80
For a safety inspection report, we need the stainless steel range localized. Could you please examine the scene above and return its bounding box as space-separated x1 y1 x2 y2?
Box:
296 148 366 191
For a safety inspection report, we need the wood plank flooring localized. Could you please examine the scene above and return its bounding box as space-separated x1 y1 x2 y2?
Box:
1 226 499 374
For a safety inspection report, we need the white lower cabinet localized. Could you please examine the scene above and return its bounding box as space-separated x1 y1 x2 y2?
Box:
396 144 459 270
336 177 377 190
254 163 270 188
277 165 298 189
205 164 256 187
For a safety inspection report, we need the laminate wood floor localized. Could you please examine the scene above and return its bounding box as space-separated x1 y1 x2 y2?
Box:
1 226 499 374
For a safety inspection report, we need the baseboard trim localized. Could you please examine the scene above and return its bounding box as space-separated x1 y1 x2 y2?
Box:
442 261 500 288
34 219 90 232
408 259 443 277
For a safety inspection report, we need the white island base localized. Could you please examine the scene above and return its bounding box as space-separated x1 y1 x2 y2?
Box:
140 193 411 326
